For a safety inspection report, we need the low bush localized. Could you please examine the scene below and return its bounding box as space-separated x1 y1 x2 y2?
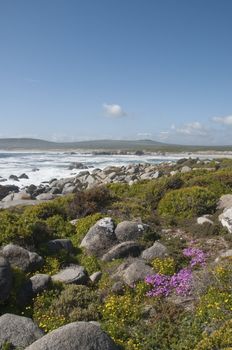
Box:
158 186 217 219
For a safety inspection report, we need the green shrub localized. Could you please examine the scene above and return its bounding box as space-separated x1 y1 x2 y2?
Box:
33 284 100 333
158 186 217 219
78 253 101 275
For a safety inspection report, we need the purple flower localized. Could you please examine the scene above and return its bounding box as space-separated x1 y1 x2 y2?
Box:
183 247 206 267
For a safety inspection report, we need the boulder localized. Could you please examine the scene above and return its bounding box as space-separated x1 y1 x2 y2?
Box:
115 221 149 242
101 241 143 262
181 166 191 173
0 314 44 348
90 271 102 284
68 162 88 170
1 244 44 272
19 173 29 179
80 217 117 256
18 274 51 305
217 194 232 210
47 239 74 253
113 259 153 287
197 216 214 225
219 208 232 233
141 242 169 261
25 321 119 350
36 193 55 200
0 256 12 302
0 184 19 200
52 265 89 285
13 191 32 200
9 174 19 181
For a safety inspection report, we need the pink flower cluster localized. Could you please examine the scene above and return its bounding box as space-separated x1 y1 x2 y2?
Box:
145 267 192 297
183 247 206 267
145 247 206 297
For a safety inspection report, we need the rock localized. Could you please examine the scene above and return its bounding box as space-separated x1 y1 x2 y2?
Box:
217 194 232 210
52 265 89 285
101 241 143 262
36 193 55 200
141 242 169 261
0 184 19 200
19 173 29 179
1 244 44 272
12 191 32 200
47 239 74 253
113 259 153 286
18 274 51 305
9 174 19 181
0 256 12 302
111 281 125 295
90 271 102 284
197 216 214 225
219 207 232 233
30 274 51 294
0 314 44 348
68 162 88 170
215 249 232 262
25 321 119 350
32 168 40 172
80 217 117 256
181 166 191 173
115 221 149 242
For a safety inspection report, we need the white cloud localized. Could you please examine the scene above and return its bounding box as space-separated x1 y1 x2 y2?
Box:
212 115 232 125
174 122 207 136
158 131 170 140
103 103 126 118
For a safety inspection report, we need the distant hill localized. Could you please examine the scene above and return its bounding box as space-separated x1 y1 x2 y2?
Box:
0 138 232 152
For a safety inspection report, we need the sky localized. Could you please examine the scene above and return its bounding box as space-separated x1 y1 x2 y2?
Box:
0 0 232 145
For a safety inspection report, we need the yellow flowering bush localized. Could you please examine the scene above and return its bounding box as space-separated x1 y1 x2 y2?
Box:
194 318 232 350
151 257 176 275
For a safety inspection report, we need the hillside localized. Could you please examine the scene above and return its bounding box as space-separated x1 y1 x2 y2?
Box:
1 138 232 152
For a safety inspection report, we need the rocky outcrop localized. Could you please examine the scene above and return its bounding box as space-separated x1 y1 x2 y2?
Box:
52 265 89 285
101 241 143 262
115 221 149 242
25 321 119 350
0 314 44 348
0 256 12 302
80 218 117 256
217 194 232 210
1 244 44 272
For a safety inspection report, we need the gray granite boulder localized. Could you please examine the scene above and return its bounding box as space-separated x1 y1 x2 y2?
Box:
18 274 51 306
115 221 149 242
219 207 232 233
90 271 102 284
25 321 119 350
0 256 12 302
217 194 232 210
80 217 117 256
141 242 169 261
113 259 153 287
52 265 89 285
1 244 44 272
0 314 44 348
101 241 143 262
47 239 74 253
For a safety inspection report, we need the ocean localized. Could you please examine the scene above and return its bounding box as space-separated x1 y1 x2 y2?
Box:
0 151 185 188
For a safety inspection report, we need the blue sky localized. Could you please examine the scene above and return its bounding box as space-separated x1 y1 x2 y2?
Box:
0 0 232 145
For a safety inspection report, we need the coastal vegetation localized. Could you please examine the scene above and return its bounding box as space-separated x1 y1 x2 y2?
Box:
1 158 232 348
